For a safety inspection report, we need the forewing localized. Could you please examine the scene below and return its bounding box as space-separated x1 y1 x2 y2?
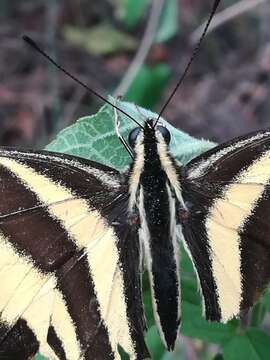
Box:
0 148 148 359
181 128 270 322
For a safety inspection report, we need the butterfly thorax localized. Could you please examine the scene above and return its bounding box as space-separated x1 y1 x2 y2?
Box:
138 124 174 230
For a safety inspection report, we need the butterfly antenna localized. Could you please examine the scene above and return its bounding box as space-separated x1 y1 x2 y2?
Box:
22 35 143 129
155 0 221 126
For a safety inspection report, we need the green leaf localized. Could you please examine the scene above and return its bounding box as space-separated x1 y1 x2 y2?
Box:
125 0 148 28
125 64 171 109
46 103 130 169
35 355 47 360
180 244 200 308
47 100 215 170
145 325 166 360
143 289 155 328
223 329 270 360
180 245 195 274
181 277 200 306
63 24 137 55
181 301 237 344
117 0 149 28
155 0 178 43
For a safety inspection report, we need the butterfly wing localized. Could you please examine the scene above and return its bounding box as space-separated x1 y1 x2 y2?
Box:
180 128 270 322
0 148 148 360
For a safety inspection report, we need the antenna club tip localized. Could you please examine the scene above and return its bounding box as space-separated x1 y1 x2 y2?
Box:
22 35 29 42
22 35 36 48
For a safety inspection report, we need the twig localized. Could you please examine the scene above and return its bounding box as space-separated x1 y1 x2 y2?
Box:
62 87 86 126
113 0 165 97
190 0 267 45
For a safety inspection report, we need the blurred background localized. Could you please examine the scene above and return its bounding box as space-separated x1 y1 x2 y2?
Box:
1 0 270 149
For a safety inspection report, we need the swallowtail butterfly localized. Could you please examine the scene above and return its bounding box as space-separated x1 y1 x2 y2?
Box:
1 0 270 359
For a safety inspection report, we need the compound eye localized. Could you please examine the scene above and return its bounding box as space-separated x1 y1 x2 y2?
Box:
157 126 171 144
128 127 141 148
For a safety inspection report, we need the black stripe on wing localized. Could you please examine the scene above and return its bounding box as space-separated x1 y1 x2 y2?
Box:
186 128 270 181
0 320 39 360
56 250 115 359
47 325 67 360
179 184 221 321
0 147 121 181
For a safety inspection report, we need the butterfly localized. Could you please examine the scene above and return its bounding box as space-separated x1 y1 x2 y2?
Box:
1 111 270 360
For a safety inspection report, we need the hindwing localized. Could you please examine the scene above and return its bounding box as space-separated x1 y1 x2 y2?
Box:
0 149 148 360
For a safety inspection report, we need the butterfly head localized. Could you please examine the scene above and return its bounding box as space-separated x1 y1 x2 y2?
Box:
128 119 171 150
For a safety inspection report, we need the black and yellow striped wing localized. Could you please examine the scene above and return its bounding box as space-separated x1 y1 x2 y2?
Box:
0 149 148 360
181 128 270 323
